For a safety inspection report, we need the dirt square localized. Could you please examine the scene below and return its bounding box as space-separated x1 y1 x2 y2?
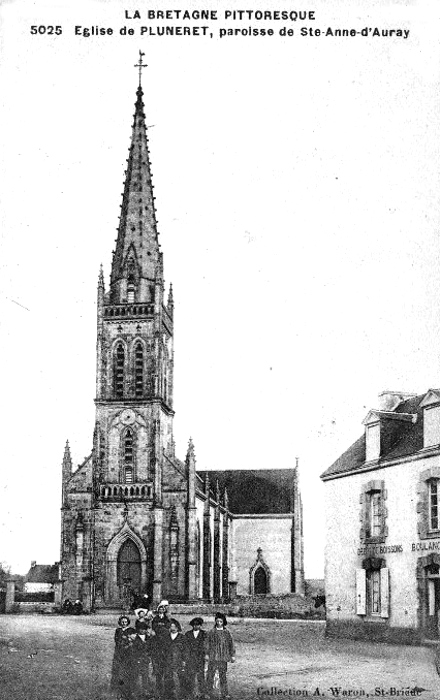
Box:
0 615 439 700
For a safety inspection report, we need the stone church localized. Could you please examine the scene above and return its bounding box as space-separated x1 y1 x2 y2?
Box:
60 66 304 611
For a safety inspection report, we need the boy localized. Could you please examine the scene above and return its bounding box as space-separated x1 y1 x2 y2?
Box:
184 617 206 698
131 621 156 699
205 613 235 700
163 619 187 700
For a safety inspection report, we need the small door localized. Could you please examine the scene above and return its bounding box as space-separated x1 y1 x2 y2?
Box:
254 567 268 595
117 539 141 594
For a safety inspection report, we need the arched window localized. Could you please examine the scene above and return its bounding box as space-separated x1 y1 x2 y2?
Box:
114 343 125 399
134 342 144 399
124 429 134 483
127 279 135 303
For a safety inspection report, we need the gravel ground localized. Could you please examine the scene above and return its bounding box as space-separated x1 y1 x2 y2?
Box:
0 615 439 700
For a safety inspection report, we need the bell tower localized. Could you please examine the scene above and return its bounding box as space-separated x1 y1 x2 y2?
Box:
92 54 174 605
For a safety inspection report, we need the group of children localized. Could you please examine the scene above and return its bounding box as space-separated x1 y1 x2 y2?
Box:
111 600 236 700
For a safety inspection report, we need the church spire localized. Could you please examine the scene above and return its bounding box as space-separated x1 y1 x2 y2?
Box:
110 56 161 302
61 440 72 507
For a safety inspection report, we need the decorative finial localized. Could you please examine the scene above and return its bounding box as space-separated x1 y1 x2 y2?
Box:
134 50 147 87
98 264 104 288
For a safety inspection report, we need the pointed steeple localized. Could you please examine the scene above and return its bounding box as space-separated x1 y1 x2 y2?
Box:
61 440 72 506
111 67 162 303
62 440 72 472
223 486 229 511
167 283 174 315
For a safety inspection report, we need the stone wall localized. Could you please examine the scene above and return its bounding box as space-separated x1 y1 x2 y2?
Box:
167 593 324 619
231 516 292 595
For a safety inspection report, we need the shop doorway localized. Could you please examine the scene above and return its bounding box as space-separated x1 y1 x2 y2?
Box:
426 563 440 639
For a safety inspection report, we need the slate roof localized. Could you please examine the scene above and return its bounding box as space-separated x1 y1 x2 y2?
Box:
25 564 59 584
321 393 426 480
196 469 294 514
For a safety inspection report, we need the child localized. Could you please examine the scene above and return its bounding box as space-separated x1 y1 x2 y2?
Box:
163 618 187 700
205 613 235 700
135 608 153 632
184 617 207 698
151 600 171 636
131 621 156 699
111 615 136 700
152 602 172 697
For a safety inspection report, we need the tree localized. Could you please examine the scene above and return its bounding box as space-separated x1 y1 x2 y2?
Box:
0 561 11 589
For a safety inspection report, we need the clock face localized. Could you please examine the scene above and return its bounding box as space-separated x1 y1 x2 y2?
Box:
120 409 136 426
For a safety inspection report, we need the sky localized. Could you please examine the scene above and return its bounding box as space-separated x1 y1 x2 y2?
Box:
1 0 440 578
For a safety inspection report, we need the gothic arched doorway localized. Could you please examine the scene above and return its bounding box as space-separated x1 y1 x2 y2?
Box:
249 548 271 596
117 539 141 597
254 566 268 595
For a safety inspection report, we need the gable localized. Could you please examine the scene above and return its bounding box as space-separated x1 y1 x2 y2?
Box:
420 389 440 409
68 454 93 493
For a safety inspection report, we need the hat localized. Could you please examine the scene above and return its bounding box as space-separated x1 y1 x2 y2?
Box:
169 618 181 631
190 617 204 627
135 607 149 617
214 612 227 626
159 599 169 608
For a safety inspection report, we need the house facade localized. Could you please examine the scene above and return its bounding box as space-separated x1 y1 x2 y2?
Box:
322 389 440 643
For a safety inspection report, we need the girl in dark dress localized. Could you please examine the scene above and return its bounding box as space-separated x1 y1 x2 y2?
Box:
111 615 136 700
151 603 172 697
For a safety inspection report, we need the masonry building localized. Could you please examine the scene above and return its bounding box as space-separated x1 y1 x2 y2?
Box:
59 67 304 611
322 389 440 643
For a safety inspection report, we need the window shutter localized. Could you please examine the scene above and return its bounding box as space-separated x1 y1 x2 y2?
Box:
356 568 366 615
429 580 435 616
380 567 389 618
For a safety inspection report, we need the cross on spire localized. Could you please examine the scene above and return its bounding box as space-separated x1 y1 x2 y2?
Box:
134 50 147 87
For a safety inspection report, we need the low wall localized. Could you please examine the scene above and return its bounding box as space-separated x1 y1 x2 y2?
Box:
167 594 324 620
7 602 58 614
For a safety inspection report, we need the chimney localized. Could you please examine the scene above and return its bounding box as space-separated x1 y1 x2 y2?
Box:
31 561 36 568
378 391 417 412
